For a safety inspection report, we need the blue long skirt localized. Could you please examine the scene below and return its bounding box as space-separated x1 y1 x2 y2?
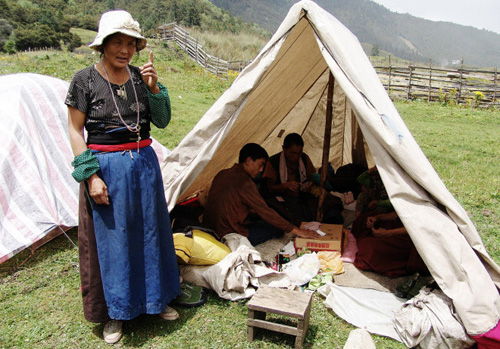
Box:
91 146 180 320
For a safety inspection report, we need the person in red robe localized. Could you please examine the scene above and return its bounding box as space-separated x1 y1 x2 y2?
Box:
354 211 428 277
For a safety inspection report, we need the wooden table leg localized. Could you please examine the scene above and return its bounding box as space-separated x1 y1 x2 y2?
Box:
247 309 266 341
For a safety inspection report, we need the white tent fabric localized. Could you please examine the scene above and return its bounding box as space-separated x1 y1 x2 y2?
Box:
0 73 170 264
161 0 500 337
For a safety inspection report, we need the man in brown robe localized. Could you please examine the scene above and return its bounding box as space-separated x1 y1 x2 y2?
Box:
262 133 342 225
203 143 318 246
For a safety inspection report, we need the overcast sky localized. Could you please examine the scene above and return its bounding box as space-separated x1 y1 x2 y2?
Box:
370 0 500 34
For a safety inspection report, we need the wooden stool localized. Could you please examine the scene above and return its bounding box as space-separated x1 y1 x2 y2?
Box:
247 287 313 348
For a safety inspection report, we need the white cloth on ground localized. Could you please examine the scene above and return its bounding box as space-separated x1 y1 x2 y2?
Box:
393 287 475 349
317 282 405 341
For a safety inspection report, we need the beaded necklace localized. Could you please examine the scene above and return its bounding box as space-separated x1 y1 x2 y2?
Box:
100 61 142 151
107 67 127 99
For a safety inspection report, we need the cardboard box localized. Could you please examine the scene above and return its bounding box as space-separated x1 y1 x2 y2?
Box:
295 223 344 252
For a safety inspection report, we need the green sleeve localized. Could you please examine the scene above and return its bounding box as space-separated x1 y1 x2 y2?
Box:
148 82 171 129
357 171 371 188
376 199 393 211
71 149 100 183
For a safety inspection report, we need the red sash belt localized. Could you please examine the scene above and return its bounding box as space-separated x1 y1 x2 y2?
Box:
88 139 152 152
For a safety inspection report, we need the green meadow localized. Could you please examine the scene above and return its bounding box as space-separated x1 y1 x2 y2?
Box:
1 43 499 348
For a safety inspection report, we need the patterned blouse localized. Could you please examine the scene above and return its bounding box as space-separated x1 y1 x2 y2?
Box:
65 65 151 145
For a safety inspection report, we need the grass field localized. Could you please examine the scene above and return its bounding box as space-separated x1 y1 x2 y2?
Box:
1 45 499 348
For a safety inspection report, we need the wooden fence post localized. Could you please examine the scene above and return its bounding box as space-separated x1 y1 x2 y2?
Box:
195 38 199 64
457 59 464 104
407 63 413 100
427 59 432 102
387 55 392 97
494 68 498 105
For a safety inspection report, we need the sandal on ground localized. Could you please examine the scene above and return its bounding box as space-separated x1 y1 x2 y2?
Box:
158 305 179 321
103 319 123 344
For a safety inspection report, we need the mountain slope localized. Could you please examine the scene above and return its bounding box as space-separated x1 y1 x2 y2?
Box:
208 0 500 68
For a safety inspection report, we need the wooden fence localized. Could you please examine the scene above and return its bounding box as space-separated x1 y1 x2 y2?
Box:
374 59 499 107
157 22 251 77
158 23 499 107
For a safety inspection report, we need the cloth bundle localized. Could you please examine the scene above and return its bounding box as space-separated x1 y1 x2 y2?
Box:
202 234 291 300
393 287 475 348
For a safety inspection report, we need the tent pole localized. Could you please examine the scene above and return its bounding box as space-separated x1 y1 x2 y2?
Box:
316 72 335 222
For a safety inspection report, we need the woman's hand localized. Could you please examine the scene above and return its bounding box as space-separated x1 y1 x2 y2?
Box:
366 215 378 228
372 227 389 237
140 51 160 94
87 174 109 205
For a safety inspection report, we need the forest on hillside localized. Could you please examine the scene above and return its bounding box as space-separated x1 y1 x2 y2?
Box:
0 0 267 53
2 0 500 68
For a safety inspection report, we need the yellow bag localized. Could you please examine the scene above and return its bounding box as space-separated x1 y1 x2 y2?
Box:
189 230 231 265
173 230 231 265
173 233 194 264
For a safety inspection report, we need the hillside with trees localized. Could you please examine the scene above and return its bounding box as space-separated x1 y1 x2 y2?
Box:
209 0 500 68
2 0 500 68
0 0 267 53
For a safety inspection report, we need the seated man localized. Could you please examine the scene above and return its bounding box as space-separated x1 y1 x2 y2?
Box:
262 133 342 225
203 143 318 246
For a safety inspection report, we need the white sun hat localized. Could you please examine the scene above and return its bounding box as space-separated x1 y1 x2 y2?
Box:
89 10 147 51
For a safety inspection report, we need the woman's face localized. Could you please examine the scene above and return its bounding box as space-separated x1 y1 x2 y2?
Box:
102 33 137 69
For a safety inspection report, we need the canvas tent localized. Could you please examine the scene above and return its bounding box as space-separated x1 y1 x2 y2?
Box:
0 73 77 264
161 0 500 342
0 73 170 264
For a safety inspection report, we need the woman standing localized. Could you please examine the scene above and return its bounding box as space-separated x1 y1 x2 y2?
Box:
66 10 180 344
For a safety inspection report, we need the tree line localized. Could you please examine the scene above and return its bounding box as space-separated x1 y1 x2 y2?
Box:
0 0 268 53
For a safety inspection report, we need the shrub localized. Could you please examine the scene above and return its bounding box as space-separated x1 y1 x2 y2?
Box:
0 18 13 51
3 38 15 54
61 32 82 52
15 24 61 51
473 90 485 107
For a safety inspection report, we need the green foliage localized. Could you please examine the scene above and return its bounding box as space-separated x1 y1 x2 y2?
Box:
438 88 458 106
1 0 269 54
3 38 15 53
473 90 485 107
61 32 82 52
0 0 11 18
15 24 61 50
0 18 13 51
